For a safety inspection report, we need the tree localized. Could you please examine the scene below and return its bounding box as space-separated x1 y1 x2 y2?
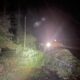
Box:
44 48 80 79
0 14 16 49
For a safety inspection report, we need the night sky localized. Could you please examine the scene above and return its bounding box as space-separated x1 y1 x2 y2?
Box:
0 0 79 38
0 0 80 58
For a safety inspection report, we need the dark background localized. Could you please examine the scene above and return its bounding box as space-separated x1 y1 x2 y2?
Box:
0 0 80 59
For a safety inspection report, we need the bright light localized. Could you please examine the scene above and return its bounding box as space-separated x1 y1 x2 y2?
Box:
54 39 57 42
46 42 51 48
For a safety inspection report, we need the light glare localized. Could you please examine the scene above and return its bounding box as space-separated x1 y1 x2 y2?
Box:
54 39 57 42
46 42 51 48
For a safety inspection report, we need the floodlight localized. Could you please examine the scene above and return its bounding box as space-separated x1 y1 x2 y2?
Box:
46 42 51 48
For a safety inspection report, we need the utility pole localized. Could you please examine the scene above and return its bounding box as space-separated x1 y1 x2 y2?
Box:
24 16 27 50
